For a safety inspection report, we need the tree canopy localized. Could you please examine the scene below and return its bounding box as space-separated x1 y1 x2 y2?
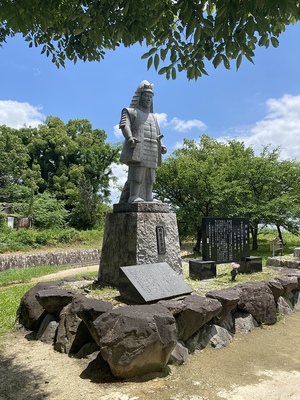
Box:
0 117 120 229
1 0 298 79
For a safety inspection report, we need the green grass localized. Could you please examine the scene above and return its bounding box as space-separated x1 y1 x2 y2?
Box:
0 265 73 287
0 283 34 336
0 228 103 253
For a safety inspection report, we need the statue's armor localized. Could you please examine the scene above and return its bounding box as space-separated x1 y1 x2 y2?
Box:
119 107 161 168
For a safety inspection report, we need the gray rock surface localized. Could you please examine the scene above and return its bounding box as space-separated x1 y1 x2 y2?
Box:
54 295 94 354
235 281 277 325
277 296 293 315
168 341 189 365
275 276 299 297
175 295 222 341
78 297 113 343
206 287 240 323
185 324 233 352
234 311 259 333
36 313 59 344
36 288 75 314
265 279 285 301
16 281 62 331
92 304 177 378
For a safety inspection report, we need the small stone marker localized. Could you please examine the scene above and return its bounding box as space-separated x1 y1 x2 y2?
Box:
119 262 192 303
189 260 217 280
239 256 262 273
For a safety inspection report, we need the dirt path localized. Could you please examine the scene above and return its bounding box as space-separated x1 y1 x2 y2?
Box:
1 309 300 400
30 264 99 283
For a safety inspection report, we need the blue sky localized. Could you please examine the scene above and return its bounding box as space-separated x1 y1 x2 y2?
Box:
1 23 300 202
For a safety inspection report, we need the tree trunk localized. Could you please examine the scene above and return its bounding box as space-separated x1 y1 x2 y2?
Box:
194 228 202 253
276 225 283 242
251 225 258 250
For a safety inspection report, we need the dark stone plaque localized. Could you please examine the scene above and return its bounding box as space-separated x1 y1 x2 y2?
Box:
202 217 250 263
156 225 166 254
119 262 192 303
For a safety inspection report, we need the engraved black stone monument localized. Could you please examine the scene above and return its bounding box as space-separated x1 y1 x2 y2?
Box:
202 217 250 263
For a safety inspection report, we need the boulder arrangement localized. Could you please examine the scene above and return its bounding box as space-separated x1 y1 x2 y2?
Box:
16 268 300 379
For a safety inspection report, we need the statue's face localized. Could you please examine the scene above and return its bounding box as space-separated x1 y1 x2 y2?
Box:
140 92 153 110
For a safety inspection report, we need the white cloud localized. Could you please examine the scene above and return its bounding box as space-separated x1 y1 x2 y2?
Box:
0 100 45 128
156 113 206 132
154 112 169 126
113 123 122 138
169 117 207 132
230 94 300 160
109 162 128 204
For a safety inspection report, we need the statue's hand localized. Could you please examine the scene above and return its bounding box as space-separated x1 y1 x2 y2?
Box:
161 145 167 154
128 137 136 148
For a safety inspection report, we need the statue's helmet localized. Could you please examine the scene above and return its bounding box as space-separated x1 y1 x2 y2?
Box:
130 80 154 112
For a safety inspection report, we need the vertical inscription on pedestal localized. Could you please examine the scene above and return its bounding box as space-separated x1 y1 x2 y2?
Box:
156 225 166 254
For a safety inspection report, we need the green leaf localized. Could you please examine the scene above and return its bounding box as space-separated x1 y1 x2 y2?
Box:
186 18 196 39
271 36 279 48
158 66 169 75
171 66 176 80
147 56 153 70
141 47 157 59
154 53 159 70
222 54 230 69
194 26 201 43
236 53 242 70
160 47 168 61
212 54 222 68
258 34 268 46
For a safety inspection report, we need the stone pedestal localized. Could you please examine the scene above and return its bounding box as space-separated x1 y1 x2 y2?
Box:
189 259 217 280
98 203 182 286
294 248 300 257
239 256 262 273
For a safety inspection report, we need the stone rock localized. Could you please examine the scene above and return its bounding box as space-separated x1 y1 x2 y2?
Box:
277 296 293 315
35 288 75 315
54 295 93 354
265 279 285 301
286 271 300 291
161 295 222 341
217 313 235 334
92 304 177 378
36 313 59 344
276 276 299 297
292 291 300 310
185 324 232 353
78 297 113 343
266 257 300 269
16 281 62 331
234 311 259 333
168 341 189 366
206 288 240 324
235 281 277 325
74 342 100 360
176 295 222 341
